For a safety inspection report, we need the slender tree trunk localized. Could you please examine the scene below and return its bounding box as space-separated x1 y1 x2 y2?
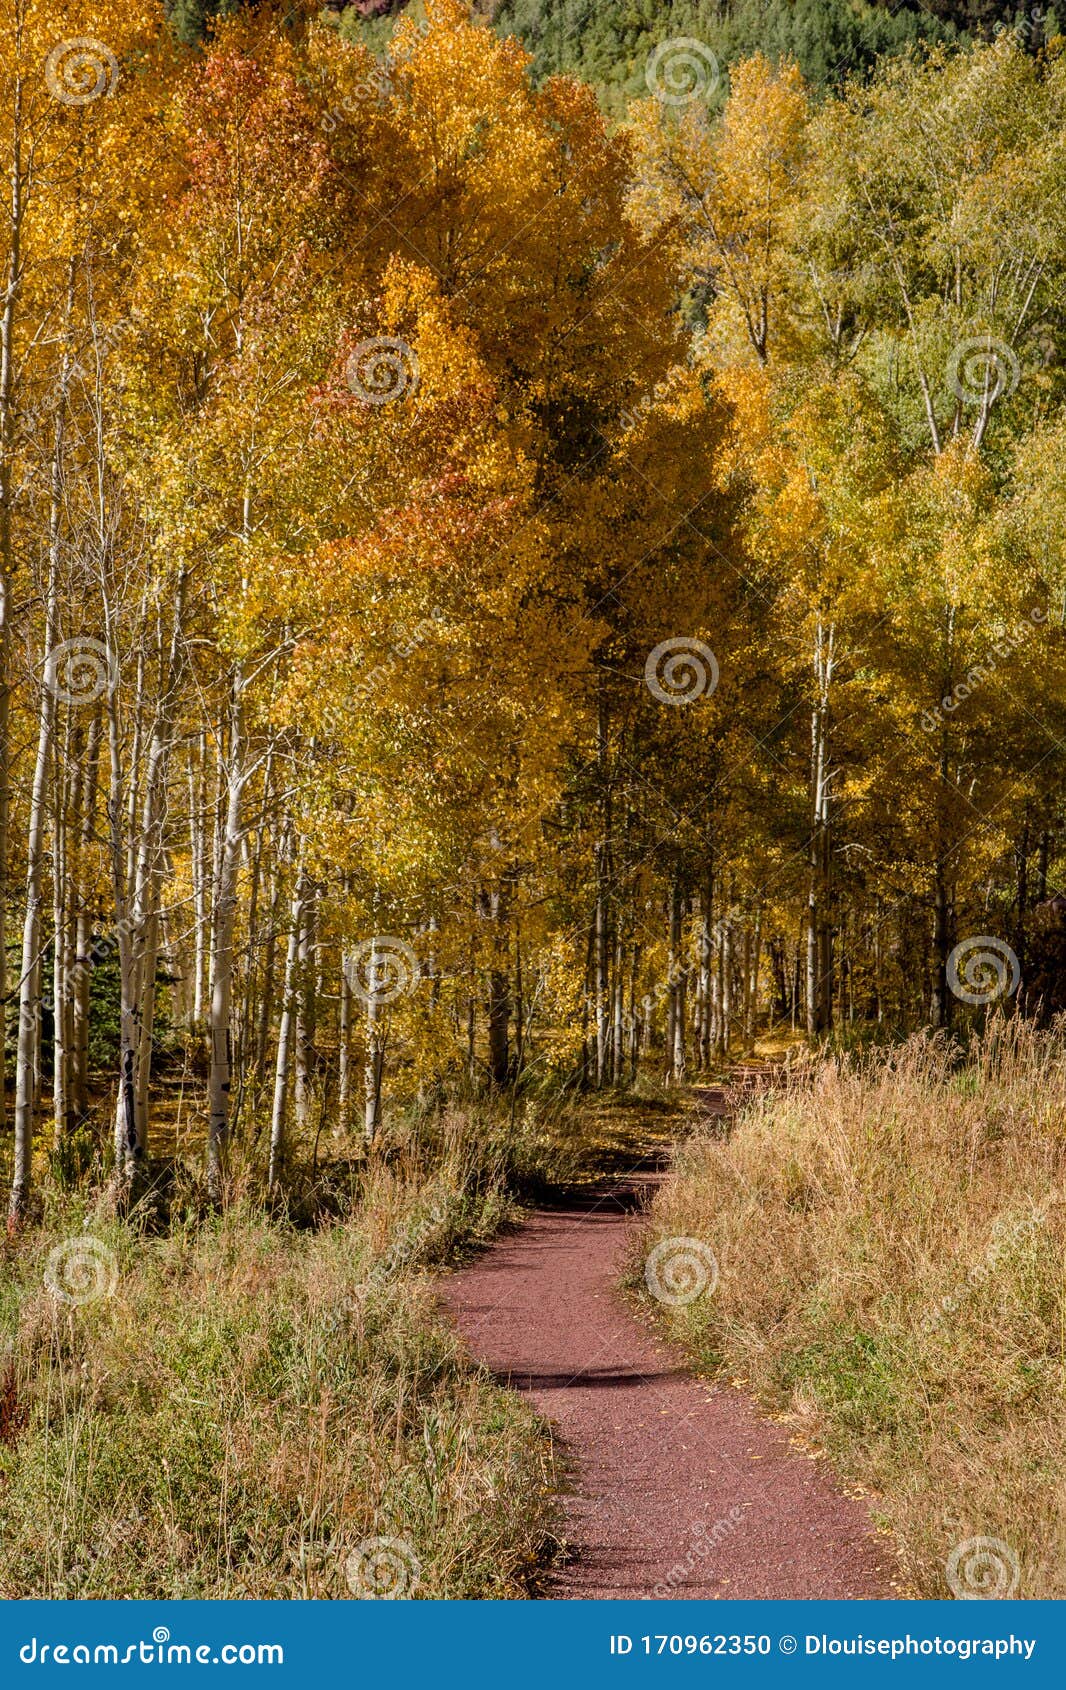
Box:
52 738 71 1151
71 713 102 1126
628 943 640 1082
0 52 28 1159
594 843 608 1087
269 849 305 1188
338 949 352 1131
189 730 207 1026
747 903 762 1047
666 879 685 1081
206 676 245 1201
807 620 834 1039
294 882 315 1133
363 940 386 1147
720 917 733 1056
11 399 67 1219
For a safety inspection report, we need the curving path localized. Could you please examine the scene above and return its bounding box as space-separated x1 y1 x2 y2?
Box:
441 1090 896 1600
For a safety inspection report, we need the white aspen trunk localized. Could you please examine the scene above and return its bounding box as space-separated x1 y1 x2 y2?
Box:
667 881 685 1081
0 46 29 1157
338 952 352 1132
594 846 608 1087
239 742 274 1093
269 850 305 1188
12 638 57 1215
52 732 71 1150
721 919 733 1055
294 884 315 1134
807 620 835 1039
189 730 206 1025
206 676 245 1202
611 933 624 1086
364 1004 385 1146
71 713 102 1125
105 651 139 1190
124 630 147 893
209 726 226 1008
11 335 68 1217
673 904 687 1082
628 945 640 1081
746 906 763 1047
363 936 385 1147
698 878 713 1070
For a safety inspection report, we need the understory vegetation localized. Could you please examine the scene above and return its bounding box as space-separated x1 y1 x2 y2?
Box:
0 1106 564 1598
641 1020 1066 1598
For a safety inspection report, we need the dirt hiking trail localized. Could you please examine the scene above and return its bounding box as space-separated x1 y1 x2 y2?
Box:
441 1085 895 1600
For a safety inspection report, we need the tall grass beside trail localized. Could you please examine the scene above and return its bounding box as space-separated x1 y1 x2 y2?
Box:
0 1106 563 1599
640 1019 1066 1598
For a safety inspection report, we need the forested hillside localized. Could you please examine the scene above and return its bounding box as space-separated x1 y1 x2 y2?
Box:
169 1 1059 102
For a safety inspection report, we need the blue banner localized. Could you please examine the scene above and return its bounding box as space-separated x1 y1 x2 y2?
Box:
4 1601 1064 1687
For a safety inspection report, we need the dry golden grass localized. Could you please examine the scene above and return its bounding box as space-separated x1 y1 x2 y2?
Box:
642 1018 1066 1597
0 1121 558 1599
